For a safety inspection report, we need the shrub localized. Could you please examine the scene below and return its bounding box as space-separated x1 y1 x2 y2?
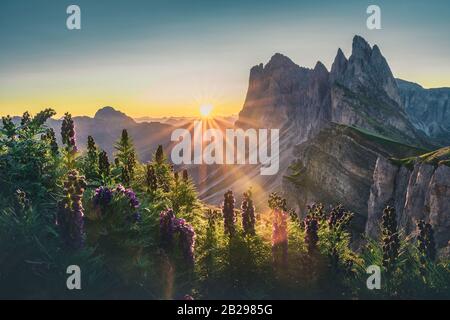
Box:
222 190 236 236
98 150 111 184
269 193 288 267
241 189 256 235
61 113 77 169
381 206 400 275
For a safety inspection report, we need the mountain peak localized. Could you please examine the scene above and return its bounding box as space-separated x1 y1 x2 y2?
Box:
266 53 297 70
352 35 372 58
314 61 327 72
336 48 346 60
94 106 135 124
313 61 329 77
331 48 348 78
95 106 123 118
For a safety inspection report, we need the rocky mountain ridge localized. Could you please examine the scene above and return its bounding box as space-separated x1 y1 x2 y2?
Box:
237 36 432 148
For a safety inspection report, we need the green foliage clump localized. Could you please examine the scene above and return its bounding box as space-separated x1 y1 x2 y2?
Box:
0 109 61 205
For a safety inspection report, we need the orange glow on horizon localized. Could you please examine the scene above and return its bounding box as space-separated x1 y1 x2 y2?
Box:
0 98 243 119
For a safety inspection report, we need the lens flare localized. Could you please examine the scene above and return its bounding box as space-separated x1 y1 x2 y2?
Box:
200 104 213 118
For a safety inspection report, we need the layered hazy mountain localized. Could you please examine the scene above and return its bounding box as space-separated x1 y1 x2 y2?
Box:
29 106 175 162
135 115 238 126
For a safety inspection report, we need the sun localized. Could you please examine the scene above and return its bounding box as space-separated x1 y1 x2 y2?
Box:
200 104 214 118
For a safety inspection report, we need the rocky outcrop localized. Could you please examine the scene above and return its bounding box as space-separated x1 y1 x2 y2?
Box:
282 124 425 232
235 52 332 150
367 151 450 248
329 37 429 148
236 53 313 132
397 79 450 145
331 36 401 106
366 157 399 238
427 165 450 247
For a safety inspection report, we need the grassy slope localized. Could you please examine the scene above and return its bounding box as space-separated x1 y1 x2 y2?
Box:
391 146 450 169
344 125 429 156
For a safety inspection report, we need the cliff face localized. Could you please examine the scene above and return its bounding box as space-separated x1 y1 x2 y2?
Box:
283 124 425 232
397 79 450 145
367 149 450 248
235 53 329 146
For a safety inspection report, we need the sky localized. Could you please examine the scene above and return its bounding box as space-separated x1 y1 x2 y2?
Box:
0 0 449 118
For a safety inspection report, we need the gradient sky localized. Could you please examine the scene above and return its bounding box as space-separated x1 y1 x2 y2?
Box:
1 0 449 118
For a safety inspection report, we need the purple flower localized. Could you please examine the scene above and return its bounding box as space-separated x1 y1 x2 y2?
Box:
159 209 196 265
116 184 126 193
124 188 140 209
115 184 140 209
93 186 113 208
160 209 176 248
176 218 196 265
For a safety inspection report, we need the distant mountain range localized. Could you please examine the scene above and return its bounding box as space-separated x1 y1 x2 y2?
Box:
134 115 237 126
9 106 175 162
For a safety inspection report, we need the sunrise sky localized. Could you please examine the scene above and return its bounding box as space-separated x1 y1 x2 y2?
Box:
1 0 449 118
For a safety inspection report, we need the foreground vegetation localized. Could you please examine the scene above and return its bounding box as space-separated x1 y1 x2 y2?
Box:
0 110 449 299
